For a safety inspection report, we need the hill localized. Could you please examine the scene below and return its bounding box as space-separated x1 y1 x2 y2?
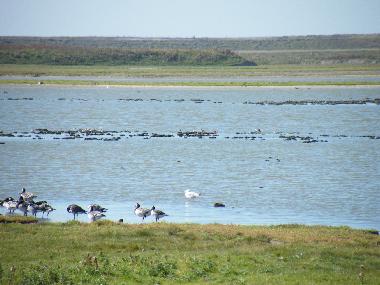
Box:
0 46 255 66
0 34 379 65
1 34 380 50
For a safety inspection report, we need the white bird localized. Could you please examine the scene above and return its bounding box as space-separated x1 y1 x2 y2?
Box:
20 188 36 202
151 206 168 222
184 189 201 199
134 203 151 221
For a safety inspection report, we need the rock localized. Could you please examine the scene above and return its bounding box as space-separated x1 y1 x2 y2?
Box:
214 202 225 208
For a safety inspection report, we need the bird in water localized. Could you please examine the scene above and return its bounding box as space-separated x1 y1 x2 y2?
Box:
67 204 86 220
150 206 168 222
134 203 151 221
184 189 201 199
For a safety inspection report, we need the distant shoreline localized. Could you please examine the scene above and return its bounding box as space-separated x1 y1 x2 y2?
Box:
1 80 380 89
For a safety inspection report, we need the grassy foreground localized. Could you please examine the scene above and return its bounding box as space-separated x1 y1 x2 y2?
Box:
0 217 379 284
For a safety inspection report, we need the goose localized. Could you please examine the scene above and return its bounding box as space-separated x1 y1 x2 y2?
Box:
2 197 17 213
184 189 201 199
20 188 36 202
41 204 55 217
16 196 29 216
87 204 107 213
67 204 86 220
27 203 41 217
27 201 53 218
134 203 151 221
151 206 168 222
87 206 106 222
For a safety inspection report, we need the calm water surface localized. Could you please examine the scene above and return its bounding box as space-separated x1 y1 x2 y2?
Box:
0 85 379 229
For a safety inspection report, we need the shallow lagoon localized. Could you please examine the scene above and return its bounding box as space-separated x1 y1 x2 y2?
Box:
0 85 379 228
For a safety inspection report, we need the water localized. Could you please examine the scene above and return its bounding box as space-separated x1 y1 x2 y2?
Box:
0 85 379 229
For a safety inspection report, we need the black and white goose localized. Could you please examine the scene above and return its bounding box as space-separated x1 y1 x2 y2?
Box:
20 188 36 202
27 200 50 217
134 203 151 221
40 203 55 217
2 197 17 213
151 205 168 222
87 205 106 222
16 196 29 216
67 204 86 220
27 203 41 217
87 204 107 213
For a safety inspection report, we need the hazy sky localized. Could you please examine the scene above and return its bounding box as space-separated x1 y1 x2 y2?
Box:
1 0 379 37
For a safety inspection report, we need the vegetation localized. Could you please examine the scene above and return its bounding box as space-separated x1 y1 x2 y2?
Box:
0 46 255 66
0 217 379 284
1 78 379 87
1 64 380 77
238 49 380 65
1 34 380 50
1 34 379 66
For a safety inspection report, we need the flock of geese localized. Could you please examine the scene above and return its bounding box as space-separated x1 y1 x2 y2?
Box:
1 188 202 222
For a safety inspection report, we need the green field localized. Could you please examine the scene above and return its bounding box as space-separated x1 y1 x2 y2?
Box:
0 64 380 88
0 217 379 285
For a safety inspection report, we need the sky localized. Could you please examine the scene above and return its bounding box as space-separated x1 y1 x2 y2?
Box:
0 0 379 37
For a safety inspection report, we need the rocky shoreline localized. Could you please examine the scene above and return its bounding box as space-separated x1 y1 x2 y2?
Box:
1 96 380 106
0 128 379 144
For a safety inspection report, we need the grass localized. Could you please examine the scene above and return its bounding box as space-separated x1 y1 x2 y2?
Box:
1 79 380 87
0 217 379 284
1 64 380 77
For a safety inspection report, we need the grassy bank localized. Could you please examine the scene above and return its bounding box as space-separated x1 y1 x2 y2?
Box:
1 79 380 87
0 217 379 284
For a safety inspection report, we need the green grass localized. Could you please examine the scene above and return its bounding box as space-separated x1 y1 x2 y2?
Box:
0 47 254 66
238 49 380 65
1 64 380 77
1 78 380 87
0 217 379 284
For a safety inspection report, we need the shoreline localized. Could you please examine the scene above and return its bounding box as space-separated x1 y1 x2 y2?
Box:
0 215 378 231
1 80 380 89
